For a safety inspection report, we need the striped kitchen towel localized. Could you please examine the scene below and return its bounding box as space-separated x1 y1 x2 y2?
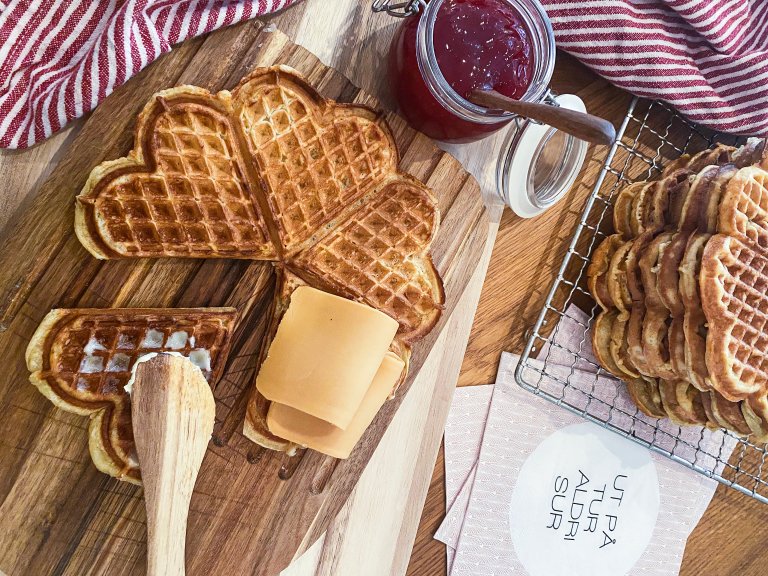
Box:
0 0 297 149
542 0 768 136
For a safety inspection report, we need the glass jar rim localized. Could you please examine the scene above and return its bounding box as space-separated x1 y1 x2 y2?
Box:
416 0 556 125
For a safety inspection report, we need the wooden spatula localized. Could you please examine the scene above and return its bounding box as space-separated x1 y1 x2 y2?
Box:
131 354 215 576
469 88 616 146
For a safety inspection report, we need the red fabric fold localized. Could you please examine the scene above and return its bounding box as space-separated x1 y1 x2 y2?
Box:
0 0 296 149
541 0 768 135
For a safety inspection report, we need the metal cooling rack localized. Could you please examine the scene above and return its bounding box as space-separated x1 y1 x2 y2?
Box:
515 96 768 504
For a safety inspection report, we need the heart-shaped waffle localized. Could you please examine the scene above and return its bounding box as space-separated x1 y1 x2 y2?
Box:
57 66 443 468
294 174 442 340
75 67 442 338
26 308 237 483
76 86 276 260
231 69 397 254
586 139 768 437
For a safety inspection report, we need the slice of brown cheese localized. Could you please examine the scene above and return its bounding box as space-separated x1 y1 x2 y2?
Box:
256 286 399 431
267 351 405 459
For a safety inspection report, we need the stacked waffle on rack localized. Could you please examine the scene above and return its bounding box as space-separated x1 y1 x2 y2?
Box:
588 138 768 439
27 66 444 481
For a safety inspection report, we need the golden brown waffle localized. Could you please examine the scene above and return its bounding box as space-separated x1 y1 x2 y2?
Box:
76 67 443 340
613 182 645 239
231 70 397 254
26 308 237 483
658 143 734 178
588 140 768 431
73 66 444 453
591 310 626 379
629 171 684 236
639 231 677 379
718 166 768 250
626 377 666 418
658 380 709 426
668 317 688 380
690 164 737 233
677 165 718 231
606 240 633 319
679 232 711 391
76 86 277 260
657 231 691 318
705 391 751 436
587 234 624 310
624 231 659 377
612 143 738 243
700 234 768 401
293 173 443 340
742 395 768 441
609 313 640 378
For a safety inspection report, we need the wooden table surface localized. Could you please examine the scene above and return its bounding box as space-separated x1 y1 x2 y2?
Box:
2 2 767 576
403 59 768 576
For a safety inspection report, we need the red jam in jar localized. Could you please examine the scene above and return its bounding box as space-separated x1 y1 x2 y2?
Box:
389 0 537 143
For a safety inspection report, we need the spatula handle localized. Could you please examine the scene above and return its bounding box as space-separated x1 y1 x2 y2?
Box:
132 355 215 576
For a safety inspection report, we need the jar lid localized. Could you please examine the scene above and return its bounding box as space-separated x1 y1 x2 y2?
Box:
497 94 589 218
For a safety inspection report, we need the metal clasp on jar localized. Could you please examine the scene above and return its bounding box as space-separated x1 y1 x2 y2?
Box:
371 0 426 17
525 90 560 127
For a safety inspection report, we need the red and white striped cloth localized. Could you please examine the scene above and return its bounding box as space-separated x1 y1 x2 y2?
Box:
0 0 296 149
541 0 768 136
1 1 767 148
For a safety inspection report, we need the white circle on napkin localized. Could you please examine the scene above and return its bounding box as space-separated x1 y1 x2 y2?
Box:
509 422 659 576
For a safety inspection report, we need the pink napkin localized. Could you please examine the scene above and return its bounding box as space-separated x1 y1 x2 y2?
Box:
541 0 768 135
440 384 494 571
438 305 735 576
0 0 297 149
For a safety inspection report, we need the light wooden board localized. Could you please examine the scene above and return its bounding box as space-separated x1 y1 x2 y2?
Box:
0 23 489 576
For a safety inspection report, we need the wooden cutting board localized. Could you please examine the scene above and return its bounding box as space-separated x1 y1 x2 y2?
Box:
0 22 488 576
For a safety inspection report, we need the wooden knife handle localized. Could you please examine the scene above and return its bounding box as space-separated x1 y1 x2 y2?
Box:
469 89 616 146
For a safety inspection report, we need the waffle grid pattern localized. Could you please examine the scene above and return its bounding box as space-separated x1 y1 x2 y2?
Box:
239 84 393 248
514 97 768 504
82 70 442 342
705 236 768 395
47 313 233 400
720 167 768 250
298 182 437 334
98 107 272 257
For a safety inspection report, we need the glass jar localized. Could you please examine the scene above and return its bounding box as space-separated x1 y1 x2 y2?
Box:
497 94 588 217
387 0 556 143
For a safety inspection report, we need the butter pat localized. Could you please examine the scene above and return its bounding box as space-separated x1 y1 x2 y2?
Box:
256 286 399 429
124 351 208 395
266 352 405 458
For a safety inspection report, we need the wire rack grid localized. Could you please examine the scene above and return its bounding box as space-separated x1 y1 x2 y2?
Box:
515 96 768 504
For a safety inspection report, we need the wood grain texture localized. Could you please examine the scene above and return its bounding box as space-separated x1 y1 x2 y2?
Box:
406 51 768 576
0 23 488 576
1 1 765 575
132 355 216 576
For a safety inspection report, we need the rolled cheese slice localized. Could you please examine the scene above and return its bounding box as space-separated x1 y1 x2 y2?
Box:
266 351 405 459
256 286 399 429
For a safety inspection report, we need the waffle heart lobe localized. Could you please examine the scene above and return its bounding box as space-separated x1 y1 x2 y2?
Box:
26 307 237 484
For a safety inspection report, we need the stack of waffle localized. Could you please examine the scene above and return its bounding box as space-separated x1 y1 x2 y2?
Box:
26 66 444 482
588 138 768 439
